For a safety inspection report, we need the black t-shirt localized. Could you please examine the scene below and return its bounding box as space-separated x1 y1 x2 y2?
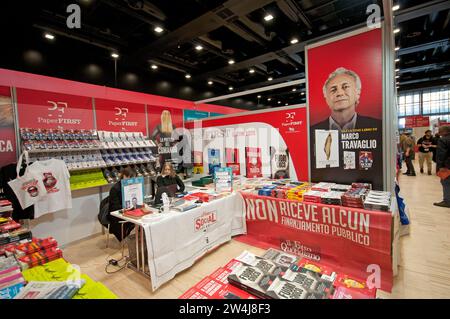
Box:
156 175 185 193
417 136 433 153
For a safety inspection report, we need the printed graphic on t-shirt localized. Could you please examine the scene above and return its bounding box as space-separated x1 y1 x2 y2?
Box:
21 179 40 197
42 172 59 193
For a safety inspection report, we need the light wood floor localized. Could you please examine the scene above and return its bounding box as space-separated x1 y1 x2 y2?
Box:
62 161 450 299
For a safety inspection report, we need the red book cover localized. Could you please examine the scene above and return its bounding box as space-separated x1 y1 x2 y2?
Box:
245 147 262 178
226 163 240 176
334 273 377 298
12 237 58 257
0 219 21 233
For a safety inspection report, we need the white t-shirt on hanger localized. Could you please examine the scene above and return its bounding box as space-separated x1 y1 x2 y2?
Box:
28 159 72 218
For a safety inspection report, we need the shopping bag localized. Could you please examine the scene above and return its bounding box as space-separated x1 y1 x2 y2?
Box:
7 151 46 209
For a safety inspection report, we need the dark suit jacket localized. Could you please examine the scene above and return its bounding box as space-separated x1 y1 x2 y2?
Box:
310 113 383 190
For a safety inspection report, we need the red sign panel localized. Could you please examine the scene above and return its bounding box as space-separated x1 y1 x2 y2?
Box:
405 116 430 128
236 192 393 292
0 86 17 167
95 98 146 134
16 88 94 130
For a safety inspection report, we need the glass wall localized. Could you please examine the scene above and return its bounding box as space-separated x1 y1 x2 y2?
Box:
397 87 450 128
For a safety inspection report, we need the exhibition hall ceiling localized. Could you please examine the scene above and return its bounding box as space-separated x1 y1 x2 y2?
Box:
0 0 449 110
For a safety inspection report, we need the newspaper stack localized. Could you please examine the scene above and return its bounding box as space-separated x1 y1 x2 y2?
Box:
363 191 391 212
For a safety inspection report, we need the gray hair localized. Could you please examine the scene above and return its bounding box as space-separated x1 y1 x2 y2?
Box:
322 67 362 98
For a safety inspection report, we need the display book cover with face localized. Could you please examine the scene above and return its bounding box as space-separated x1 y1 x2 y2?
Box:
310 67 382 189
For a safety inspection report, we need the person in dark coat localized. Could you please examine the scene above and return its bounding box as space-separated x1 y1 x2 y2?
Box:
108 168 135 241
434 126 450 208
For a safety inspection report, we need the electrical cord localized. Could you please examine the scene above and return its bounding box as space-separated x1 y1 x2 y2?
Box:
105 258 129 274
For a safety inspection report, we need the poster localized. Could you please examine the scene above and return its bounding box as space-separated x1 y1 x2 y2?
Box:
245 147 262 178
95 98 146 134
307 28 383 190
208 148 221 175
314 130 339 169
214 167 233 193
16 88 94 130
0 86 16 167
270 146 289 179
121 176 144 209
237 193 393 292
148 106 184 170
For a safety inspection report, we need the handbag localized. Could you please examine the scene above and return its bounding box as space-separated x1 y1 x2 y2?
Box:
437 168 450 180
7 151 47 209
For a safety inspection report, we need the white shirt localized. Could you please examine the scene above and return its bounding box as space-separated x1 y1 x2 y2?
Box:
28 159 72 218
329 113 358 131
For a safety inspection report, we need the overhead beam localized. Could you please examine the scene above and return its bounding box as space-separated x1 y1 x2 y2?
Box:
276 0 312 29
131 0 275 62
399 61 450 74
238 72 305 91
399 74 450 85
398 39 449 56
394 0 450 24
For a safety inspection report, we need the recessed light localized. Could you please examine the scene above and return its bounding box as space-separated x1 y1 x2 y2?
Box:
111 53 119 59
208 81 213 85
267 98 271 101
395 58 400 62
257 95 261 98
249 69 255 74
395 75 400 78
228 59 235 65
277 101 281 104
395 68 400 72
392 5 400 11
195 45 203 51
290 38 298 44
393 28 400 34
44 33 55 40
228 86 234 91
395 47 400 51
264 14 274 22
185 74 191 79
292 88 297 92
154 26 164 33
151 64 158 69
268 77 273 81
301 92 305 96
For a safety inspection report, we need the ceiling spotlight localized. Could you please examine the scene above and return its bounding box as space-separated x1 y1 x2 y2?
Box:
228 86 234 91
195 45 203 51
395 47 400 51
301 92 305 96
208 81 213 85
392 5 400 11
154 26 164 33
44 33 55 40
277 101 281 104
292 88 297 92
185 74 191 79
395 68 400 72
393 28 400 34
257 95 261 98
249 68 255 74
151 64 158 70
111 52 119 59
267 98 272 101
268 77 273 81
264 14 274 22
395 75 400 78
228 59 235 65
395 58 400 62
290 38 299 44
285 103 288 106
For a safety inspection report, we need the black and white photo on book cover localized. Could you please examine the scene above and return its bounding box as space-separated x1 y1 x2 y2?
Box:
343 151 356 170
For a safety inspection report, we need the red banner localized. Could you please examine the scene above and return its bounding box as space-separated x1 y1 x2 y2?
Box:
16 88 94 130
236 192 393 292
405 116 430 128
0 86 16 167
95 98 146 134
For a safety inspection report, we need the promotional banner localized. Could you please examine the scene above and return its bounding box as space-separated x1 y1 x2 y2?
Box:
405 115 430 128
95 98 146 134
184 109 209 121
187 106 309 181
148 106 184 169
16 88 94 130
307 28 383 190
0 86 16 167
238 192 393 291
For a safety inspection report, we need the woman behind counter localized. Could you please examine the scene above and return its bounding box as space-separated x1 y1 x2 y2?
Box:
157 162 185 193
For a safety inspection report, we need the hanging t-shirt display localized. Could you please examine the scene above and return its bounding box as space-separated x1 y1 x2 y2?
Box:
27 159 72 218
270 147 289 179
245 147 262 178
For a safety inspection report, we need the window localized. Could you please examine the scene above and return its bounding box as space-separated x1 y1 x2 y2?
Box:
398 91 421 116
422 88 450 115
398 117 405 129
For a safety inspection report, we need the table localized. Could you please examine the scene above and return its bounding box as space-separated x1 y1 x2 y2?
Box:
111 191 246 291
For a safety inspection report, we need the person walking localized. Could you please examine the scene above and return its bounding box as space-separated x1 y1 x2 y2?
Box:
402 133 416 176
434 126 450 208
417 130 434 175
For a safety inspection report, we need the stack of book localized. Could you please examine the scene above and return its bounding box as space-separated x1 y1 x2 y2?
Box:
0 256 26 299
0 221 32 247
0 218 21 233
14 280 85 299
303 190 325 204
320 191 343 206
0 200 13 215
5 237 58 257
311 182 335 192
363 191 391 212
341 188 369 209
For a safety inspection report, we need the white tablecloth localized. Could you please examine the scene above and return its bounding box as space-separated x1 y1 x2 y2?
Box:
141 192 246 291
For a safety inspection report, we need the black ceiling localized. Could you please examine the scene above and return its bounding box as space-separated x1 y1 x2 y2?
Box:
0 0 449 110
